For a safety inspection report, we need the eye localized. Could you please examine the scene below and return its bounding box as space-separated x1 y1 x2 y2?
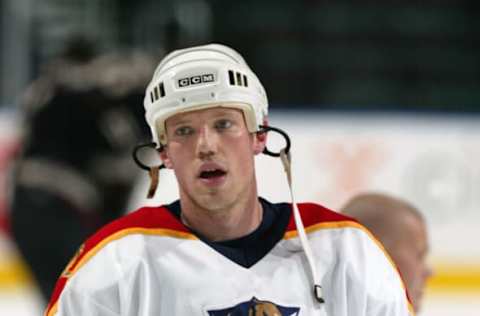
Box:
215 119 233 130
174 126 194 136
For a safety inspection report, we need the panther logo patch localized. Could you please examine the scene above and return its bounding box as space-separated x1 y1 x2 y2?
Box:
208 297 300 315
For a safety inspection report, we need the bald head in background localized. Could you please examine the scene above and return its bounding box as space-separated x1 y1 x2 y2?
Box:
341 193 432 313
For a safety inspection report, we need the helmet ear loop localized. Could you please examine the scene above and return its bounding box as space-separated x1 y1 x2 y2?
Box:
258 125 291 157
132 142 166 198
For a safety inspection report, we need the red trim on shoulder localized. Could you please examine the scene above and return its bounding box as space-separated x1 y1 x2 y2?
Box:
286 202 358 231
92 205 189 239
45 205 186 315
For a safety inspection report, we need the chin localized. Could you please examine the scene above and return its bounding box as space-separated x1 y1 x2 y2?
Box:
196 194 236 212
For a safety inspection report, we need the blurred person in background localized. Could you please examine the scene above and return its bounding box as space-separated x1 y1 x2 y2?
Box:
341 192 433 313
9 36 154 302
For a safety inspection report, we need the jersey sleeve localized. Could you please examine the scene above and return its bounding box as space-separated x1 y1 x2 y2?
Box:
51 286 120 316
295 202 414 316
45 239 125 316
44 206 191 316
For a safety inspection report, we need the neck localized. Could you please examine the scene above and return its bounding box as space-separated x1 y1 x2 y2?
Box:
179 192 263 242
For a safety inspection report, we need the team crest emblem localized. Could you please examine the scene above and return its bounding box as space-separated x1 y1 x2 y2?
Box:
208 297 300 315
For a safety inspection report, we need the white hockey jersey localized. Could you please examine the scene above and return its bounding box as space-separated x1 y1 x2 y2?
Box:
45 202 414 315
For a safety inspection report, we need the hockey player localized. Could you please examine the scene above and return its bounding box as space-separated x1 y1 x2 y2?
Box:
45 44 414 315
341 193 432 313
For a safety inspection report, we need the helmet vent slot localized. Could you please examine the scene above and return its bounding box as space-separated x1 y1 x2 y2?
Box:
236 72 243 86
228 70 235 85
159 82 165 97
228 70 248 87
150 82 166 103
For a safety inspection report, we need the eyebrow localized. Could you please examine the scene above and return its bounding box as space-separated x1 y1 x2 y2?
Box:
166 114 196 127
168 119 191 127
210 110 242 119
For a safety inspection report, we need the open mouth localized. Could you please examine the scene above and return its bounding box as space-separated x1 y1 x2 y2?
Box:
199 169 227 179
197 163 227 186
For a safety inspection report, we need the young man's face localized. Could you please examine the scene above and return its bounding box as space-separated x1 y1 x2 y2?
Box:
161 107 266 212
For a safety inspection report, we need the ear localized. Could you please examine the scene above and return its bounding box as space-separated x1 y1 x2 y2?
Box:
253 131 267 155
253 118 268 155
159 147 174 169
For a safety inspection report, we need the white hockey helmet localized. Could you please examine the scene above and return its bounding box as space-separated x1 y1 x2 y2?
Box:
144 43 268 146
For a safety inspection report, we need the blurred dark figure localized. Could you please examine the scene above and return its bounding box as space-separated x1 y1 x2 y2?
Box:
9 37 154 301
341 192 433 314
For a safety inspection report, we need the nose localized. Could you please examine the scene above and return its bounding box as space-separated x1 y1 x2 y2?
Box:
196 125 218 159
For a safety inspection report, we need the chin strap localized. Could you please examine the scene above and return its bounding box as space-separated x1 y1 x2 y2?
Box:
279 148 325 304
132 142 165 198
147 166 160 198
